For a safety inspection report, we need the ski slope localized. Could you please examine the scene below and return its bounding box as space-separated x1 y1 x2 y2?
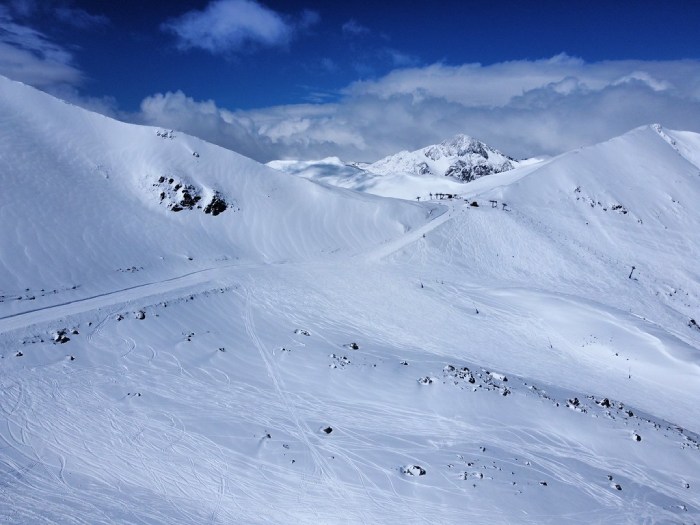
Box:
1 77 699 524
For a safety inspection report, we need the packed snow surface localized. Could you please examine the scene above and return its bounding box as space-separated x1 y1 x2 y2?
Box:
1 76 700 524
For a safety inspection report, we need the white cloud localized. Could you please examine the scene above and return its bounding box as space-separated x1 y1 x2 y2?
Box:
161 0 318 54
138 90 273 160
0 8 83 88
136 55 700 162
342 54 700 107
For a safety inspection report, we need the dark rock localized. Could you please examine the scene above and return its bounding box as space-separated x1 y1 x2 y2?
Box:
53 330 70 344
470 201 479 207
204 193 228 216
180 191 196 208
416 161 430 175
322 427 333 434
403 465 426 476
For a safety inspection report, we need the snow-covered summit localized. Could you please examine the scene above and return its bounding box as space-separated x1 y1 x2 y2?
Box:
367 133 519 182
268 134 527 200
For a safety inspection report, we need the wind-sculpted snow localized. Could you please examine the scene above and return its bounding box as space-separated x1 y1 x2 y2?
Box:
1 78 700 523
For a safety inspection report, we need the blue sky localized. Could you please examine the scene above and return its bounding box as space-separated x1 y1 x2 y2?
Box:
2 0 700 161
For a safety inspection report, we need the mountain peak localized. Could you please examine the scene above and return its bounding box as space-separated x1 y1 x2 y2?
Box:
368 134 518 182
427 134 496 161
441 133 476 147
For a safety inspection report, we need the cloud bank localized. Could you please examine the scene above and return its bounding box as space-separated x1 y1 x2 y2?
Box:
0 5 83 88
137 55 700 162
161 0 319 54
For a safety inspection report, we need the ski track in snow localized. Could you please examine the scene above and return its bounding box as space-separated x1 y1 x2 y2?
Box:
2 201 700 523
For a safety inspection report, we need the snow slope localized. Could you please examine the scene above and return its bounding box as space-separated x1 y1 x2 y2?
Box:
1 77 700 524
0 75 431 315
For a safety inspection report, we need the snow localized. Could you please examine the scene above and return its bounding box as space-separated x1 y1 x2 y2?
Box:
1 77 700 523
367 134 519 181
267 135 534 201
267 156 474 200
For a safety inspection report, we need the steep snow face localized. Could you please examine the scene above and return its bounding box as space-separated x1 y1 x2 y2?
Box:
367 134 520 182
0 76 431 303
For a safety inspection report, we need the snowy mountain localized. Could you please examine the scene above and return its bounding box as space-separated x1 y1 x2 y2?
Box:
1 76 700 524
268 135 535 200
368 134 520 182
0 75 430 306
